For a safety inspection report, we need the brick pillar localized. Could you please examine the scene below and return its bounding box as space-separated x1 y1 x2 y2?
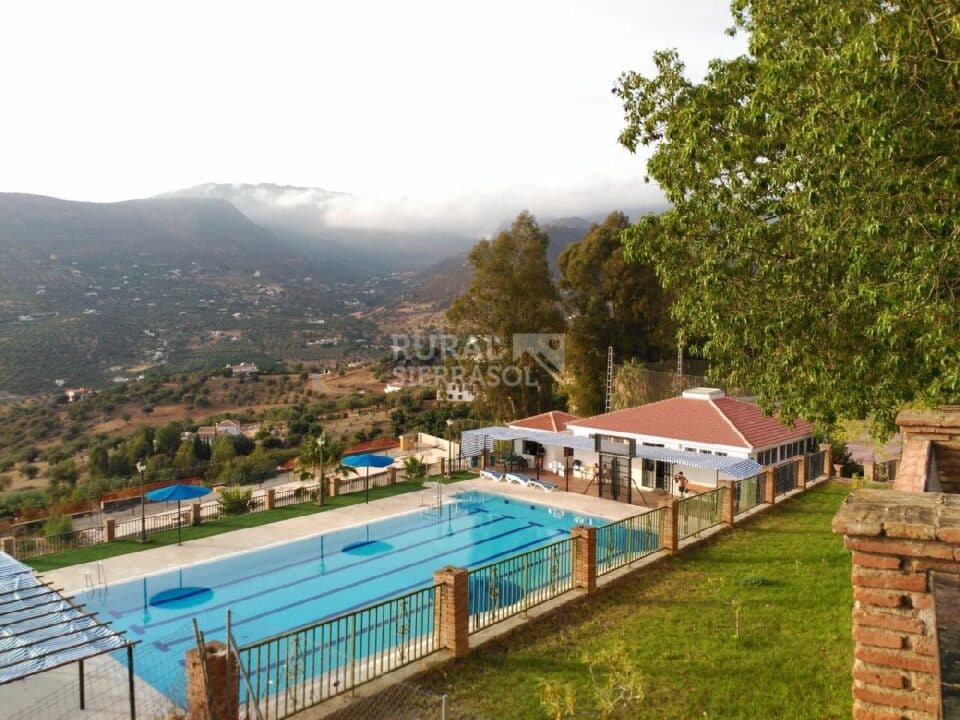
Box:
571 525 597 593
189 502 201 525
104 518 116 542
185 640 238 720
433 566 469 658
719 481 736 528
265 488 276 510
328 476 338 498
820 443 832 478
2 536 14 556
440 457 446 476
863 460 876 483
389 467 397 485
796 456 807 490
664 498 680 552
763 468 776 505
833 489 959 720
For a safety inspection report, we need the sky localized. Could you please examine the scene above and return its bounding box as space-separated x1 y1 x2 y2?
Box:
1 0 746 232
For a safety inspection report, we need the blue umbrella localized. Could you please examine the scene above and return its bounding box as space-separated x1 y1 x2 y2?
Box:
145 484 211 545
342 454 394 504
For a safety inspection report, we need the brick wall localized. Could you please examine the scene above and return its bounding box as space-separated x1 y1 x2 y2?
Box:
833 489 960 720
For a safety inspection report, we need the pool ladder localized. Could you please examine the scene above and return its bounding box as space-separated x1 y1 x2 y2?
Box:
83 561 108 601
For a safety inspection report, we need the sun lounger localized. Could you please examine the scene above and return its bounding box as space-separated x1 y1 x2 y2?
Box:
505 473 559 492
480 469 507 482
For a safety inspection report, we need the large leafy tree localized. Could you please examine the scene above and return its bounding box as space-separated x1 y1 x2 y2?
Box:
558 212 674 415
614 1 960 433
447 212 564 421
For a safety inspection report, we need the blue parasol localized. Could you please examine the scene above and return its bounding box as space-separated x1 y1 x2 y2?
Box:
145 484 211 545
342 454 394 504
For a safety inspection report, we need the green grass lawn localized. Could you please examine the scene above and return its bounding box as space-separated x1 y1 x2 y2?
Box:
27 475 477 573
418 481 854 720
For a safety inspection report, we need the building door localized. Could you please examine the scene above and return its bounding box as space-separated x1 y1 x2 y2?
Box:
654 461 669 490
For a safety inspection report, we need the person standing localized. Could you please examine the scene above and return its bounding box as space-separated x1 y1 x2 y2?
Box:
674 470 689 496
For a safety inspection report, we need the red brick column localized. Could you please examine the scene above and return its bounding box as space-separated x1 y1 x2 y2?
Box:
863 460 876 483
763 468 776 505
265 488 276 510
433 566 469 657
191 502 202 525
389 467 397 485
796 456 807 490
328 476 338 498
104 518 116 542
571 525 597 593
719 481 736 528
440 457 446 476
185 640 238 720
820 443 833 478
2 536 15 556
833 489 959 720
664 498 680 552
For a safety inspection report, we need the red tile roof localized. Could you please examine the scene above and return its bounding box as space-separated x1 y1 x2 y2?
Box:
344 437 400 457
570 396 812 450
508 410 582 432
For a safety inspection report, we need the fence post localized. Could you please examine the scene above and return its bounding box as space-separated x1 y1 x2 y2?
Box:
440 457 446 476
719 482 736 528
328 476 338 498
763 468 777 505
266 488 276 510
191 502 202 526
862 459 875 483
796 455 807 490
570 526 597 593
433 566 469 658
389 467 397 485
2 536 14 557
820 443 832 478
664 498 680 552
104 518 116 542
185 640 238 720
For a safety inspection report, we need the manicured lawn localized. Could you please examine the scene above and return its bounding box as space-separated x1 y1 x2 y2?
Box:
27 476 467 572
418 481 854 719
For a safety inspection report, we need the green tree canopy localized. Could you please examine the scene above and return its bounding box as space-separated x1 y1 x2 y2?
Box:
614 1 960 433
447 212 564 421
558 211 674 415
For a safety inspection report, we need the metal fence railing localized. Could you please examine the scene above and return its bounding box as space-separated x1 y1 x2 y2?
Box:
775 460 799 496
596 507 666 576
467 537 575 635
8 464 445 559
678 487 725 540
12 526 105 560
237 584 441 720
805 450 825 482
733 475 763 516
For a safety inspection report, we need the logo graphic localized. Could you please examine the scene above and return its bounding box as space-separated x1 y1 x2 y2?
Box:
512 334 566 382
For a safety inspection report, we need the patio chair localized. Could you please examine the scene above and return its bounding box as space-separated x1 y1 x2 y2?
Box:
480 469 507 482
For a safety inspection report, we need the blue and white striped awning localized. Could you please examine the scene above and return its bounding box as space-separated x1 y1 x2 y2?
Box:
0 552 131 684
459 426 762 480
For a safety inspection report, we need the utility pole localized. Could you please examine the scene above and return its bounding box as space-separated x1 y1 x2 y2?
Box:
605 346 614 413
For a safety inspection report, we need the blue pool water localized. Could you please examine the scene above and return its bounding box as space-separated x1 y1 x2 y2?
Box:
79 491 604 704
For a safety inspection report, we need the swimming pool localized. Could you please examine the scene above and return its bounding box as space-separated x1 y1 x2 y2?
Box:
79 490 605 705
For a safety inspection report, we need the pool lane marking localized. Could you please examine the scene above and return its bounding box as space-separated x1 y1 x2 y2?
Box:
108 506 493 616
146 520 556 648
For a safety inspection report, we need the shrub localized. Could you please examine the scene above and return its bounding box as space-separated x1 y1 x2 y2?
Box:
218 486 253 516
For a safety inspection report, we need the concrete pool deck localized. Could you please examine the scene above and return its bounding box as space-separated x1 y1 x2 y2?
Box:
42 478 645 595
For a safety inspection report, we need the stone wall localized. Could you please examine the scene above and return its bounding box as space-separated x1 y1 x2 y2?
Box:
833 489 960 719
